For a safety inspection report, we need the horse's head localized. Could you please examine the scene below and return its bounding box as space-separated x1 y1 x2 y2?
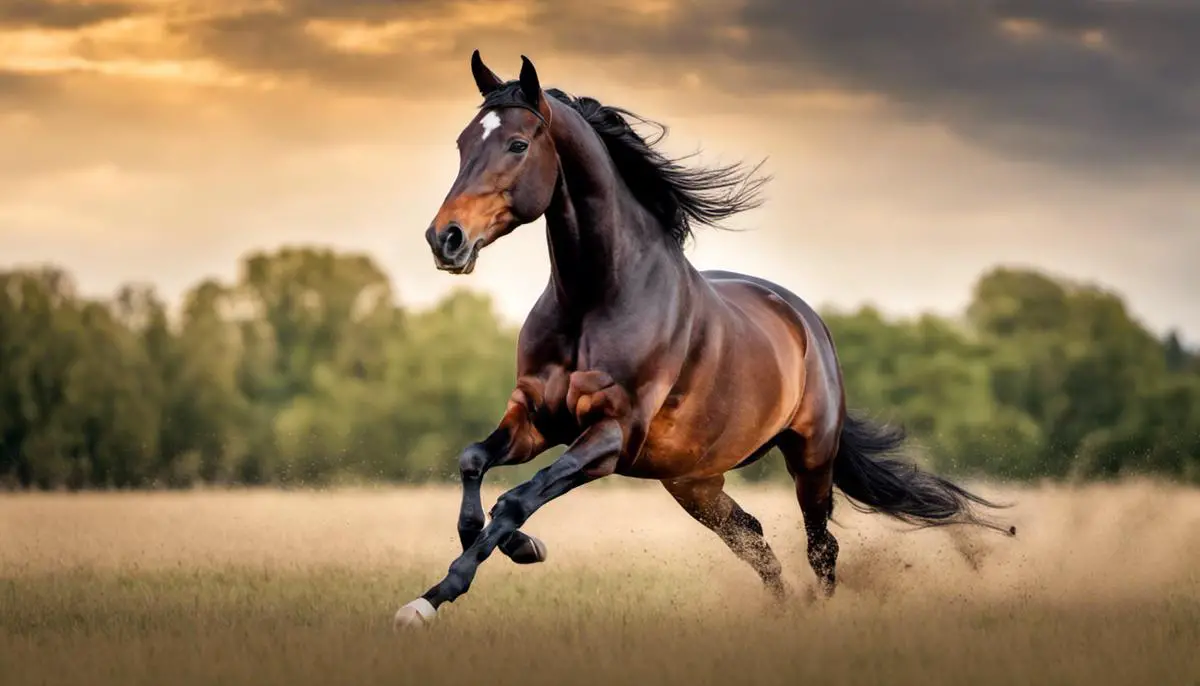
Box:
425 51 559 274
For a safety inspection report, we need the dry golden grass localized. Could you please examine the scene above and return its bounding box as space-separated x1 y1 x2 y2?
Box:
2 480 1199 685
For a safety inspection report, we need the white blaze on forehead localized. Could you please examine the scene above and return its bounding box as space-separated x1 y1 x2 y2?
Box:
480 111 502 141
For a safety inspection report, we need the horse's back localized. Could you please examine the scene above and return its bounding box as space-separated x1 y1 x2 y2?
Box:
700 269 846 438
701 270 830 341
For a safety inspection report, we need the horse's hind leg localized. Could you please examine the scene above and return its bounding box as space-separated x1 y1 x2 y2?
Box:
777 430 840 598
661 475 787 601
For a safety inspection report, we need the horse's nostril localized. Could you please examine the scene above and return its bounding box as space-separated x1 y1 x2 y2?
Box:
444 224 465 255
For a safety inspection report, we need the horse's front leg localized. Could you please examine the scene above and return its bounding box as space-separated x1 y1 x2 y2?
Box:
456 392 554 565
395 420 623 628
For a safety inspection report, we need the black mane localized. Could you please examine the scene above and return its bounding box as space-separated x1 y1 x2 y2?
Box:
480 82 770 247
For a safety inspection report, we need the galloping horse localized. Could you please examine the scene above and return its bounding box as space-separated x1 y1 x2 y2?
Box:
395 52 1014 628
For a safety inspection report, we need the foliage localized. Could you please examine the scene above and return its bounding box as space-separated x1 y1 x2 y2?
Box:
1 252 1196 489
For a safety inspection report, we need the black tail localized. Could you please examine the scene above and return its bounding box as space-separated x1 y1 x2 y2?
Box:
832 411 1017 537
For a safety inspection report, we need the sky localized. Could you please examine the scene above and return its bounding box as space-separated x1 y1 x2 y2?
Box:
1 0 1198 342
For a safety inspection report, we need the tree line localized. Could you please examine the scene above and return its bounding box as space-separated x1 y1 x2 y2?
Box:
1 247 1197 490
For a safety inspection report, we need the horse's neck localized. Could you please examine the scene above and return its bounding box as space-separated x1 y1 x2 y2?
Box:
543 104 670 313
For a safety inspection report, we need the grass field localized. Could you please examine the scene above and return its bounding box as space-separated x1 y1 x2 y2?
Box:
2 480 1199 685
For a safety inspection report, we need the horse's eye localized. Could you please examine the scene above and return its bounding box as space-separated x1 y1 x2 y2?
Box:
508 140 529 154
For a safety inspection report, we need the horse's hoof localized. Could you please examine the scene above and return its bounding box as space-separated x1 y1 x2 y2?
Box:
393 598 437 631
506 533 548 565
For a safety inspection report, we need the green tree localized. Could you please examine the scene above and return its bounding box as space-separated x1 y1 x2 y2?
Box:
967 267 1171 478
2 254 1195 490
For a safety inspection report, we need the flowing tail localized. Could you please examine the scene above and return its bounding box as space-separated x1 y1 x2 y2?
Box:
832 411 1017 536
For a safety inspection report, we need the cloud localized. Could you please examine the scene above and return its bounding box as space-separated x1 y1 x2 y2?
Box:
5 0 1199 161
0 69 36 95
174 0 530 95
181 10 416 90
737 0 1200 173
271 0 448 22
2 0 1197 178
0 0 136 30
521 0 1200 175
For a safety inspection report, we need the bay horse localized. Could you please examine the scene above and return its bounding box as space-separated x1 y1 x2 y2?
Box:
395 51 1015 629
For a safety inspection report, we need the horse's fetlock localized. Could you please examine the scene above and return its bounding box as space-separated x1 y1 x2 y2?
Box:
492 492 531 524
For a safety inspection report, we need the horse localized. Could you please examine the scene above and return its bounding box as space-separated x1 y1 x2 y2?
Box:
394 51 1015 629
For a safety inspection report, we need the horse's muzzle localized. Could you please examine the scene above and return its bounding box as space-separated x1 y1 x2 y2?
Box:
427 222 482 274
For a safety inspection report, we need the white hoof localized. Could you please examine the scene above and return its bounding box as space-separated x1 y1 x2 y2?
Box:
393 598 437 631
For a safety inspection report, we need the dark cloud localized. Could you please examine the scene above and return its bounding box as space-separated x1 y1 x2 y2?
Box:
170 1 693 98
529 0 1200 174
734 0 1200 171
0 0 135 29
186 11 346 81
177 2 471 92
0 71 29 94
0 69 59 103
7 0 1197 174
274 0 444 22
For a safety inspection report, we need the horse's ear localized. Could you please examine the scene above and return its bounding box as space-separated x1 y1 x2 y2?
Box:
471 49 503 97
519 55 552 122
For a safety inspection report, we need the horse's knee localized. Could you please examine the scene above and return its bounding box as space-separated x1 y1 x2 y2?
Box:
458 443 490 480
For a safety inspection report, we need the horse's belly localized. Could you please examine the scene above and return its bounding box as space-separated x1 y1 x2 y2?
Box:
621 413 713 479
622 395 787 480
621 311 806 479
